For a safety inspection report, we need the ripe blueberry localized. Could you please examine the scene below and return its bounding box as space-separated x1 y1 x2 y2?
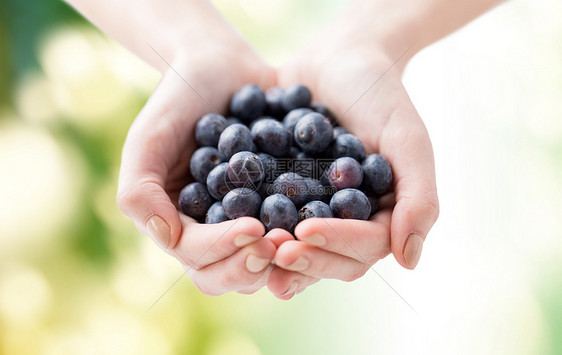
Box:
206 201 229 224
217 123 253 160
362 154 393 195
206 162 232 200
229 84 266 122
325 157 363 190
222 188 262 219
251 118 291 157
282 84 312 111
179 182 214 220
227 151 264 189
190 146 222 183
195 113 228 147
298 200 333 221
294 112 333 155
265 87 287 118
332 133 366 161
272 172 308 207
260 194 298 232
329 188 371 220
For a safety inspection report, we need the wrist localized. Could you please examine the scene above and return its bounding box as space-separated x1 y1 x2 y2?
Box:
337 1 424 68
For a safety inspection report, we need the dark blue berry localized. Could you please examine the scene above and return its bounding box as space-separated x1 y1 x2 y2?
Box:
330 188 371 220
283 108 314 141
205 201 229 224
195 113 228 147
257 181 274 200
332 133 366 161
367 194 379 217
222 188 262 219
298 200 333 221
282 84 312 111
227 151 264 189
362 154 393 195
272 172 308 207
258 153 281 183
325 157 363 190
265 87 287 118
206 162 232 200
179 182 214 220
226 117 243 126
251 118 291 157
294 112 333 155
304 178 332 203
260 194 298 232
217 123 253 160
332 126 348 139
229 84 266 122
290 153 315 178
190 147 222 183
311 103 336 125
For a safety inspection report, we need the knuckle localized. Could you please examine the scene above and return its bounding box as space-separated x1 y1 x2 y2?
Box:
218 271 239 291
421 193 440 224
116 188 138 215
192 280 221 296
344 264 369 282
237 288 258 295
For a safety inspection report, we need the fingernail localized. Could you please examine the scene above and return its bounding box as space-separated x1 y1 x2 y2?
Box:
146 215 170 249
287 256 309 271
282 281 298 296
404 233 424 269
246 254 271 273
234 234 261 248
302 234 326 247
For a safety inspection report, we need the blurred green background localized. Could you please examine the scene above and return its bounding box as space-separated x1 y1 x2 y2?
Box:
0 0 561 354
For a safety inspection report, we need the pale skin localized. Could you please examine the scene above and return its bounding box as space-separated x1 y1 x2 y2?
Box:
67 0 503 298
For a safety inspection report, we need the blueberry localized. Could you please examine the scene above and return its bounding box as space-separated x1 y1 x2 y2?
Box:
205 201 229 224
332 133 366 161
288 146 303 159
329 188 371 220
332 126 348 139
265 87 287 118
222 188 262 219
206 162 232 200
362 154 393 195
195 113 228 147
272 172 308 207
251 118 291 157
282 84 312 111
227 151 264 189
257 181 274 200
226 117 243 126
311 103 336 125
179 182 214 220
325 157 363 190
294 112 333 155
298 200 333 221
304 178 332 203
229 84 266 122
290 153 315 178
260 194 298 232
366 194 379 217
283 108 314 140
190 146 222 183
258 153 281 183
217 123 253 160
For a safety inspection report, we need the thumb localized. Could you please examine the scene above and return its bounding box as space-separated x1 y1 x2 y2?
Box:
383 107 439 270
117 74 191 251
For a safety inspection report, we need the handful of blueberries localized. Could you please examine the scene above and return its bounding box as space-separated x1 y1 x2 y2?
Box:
179 84 393 233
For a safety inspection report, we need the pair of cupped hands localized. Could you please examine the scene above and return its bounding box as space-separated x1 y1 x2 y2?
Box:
116 12 439 300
